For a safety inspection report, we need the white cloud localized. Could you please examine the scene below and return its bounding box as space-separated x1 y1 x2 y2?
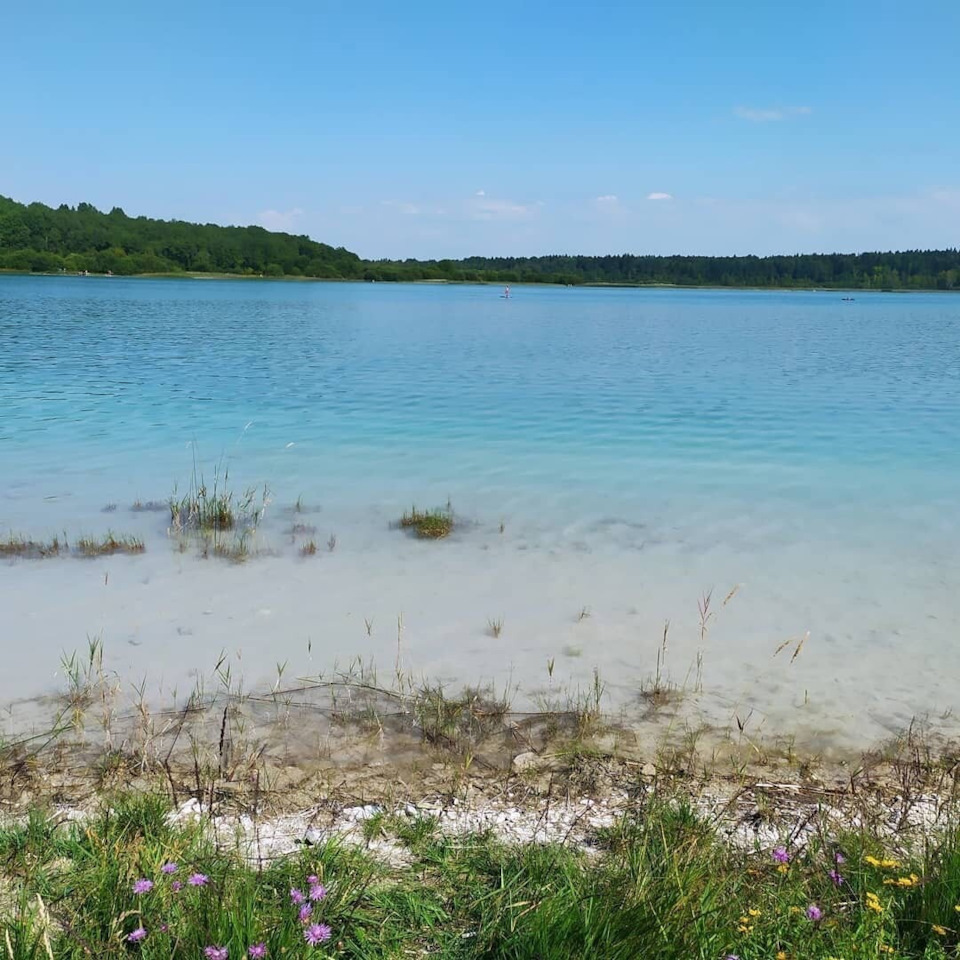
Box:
734 105 812 122
380 200 421 215
595 194 618 203
322 185 960 259
467 197 538 221
257 207 304 232
475 189 486 196
646 192 673 201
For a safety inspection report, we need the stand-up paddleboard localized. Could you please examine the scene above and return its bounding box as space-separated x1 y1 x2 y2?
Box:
500 286 511 299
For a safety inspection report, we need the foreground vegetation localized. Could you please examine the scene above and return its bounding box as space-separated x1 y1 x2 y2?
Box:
5 789 960 959
2 194 959 288
397 505 455 540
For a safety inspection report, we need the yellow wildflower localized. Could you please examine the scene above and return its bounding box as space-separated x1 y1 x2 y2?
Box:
878 946 894 955
865 892 883 914
777 863 789 874
748 908 762 918
864 855 900 869
933 924 947 936
884 874 919 888
776 952 787 960
789 905 803 915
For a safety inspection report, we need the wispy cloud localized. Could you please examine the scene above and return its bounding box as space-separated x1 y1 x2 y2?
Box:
467 197 539 221
381 200 420 215
646 192 673 201
258 207 304 232
734 105 812 122
596 194 618 203
475 189 486 196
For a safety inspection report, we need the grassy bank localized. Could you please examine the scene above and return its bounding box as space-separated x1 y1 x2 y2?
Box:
3 635 960 956
4 788 960 959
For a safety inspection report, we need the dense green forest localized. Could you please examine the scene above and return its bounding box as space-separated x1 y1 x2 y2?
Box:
0 195 361 278
2 194 959 288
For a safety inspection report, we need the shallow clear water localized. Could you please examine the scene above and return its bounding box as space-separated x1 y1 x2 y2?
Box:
2 275 959 750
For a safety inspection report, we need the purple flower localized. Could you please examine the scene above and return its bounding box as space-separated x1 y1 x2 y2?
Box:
304 923 332 946
127 927 147 943
806 904 823 921
171 880 183 892
204 947 228 960
309 882 326 902
828 868 844 885
772 846 790 864
299 903 313 923
248 945 267 959
835 851 846 864
189 872 210 887
306 874 319 885
290 888 306 905
161 862 178 874
159 924 169 934
132 878 154 894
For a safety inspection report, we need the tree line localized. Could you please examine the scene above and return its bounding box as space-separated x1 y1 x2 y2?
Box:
0 195 361 278
2 194 958 289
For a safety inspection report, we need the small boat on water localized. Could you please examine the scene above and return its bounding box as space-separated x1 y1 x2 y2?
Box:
841 297 855 301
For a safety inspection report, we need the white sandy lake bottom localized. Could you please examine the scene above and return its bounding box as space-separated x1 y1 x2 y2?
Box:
2 485 958 757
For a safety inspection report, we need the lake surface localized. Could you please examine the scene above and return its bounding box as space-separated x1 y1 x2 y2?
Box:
2 275 959 751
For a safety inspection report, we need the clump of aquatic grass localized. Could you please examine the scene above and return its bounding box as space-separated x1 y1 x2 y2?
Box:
75 532 145 557
300 539 318 557
0 533 65 559
414 682 512 747
170 486 237 533
577 605 591 621
205 532 252 564
640 619 683 710
397 505 455 540
289 522 317 536
327 533 337 552
488 617 504 638
130 499 168 513
169 464 268 536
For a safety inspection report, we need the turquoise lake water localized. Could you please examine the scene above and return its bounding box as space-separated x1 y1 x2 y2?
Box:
2 275 959 749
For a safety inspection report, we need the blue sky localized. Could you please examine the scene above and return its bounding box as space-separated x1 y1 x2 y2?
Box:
2 0 958 258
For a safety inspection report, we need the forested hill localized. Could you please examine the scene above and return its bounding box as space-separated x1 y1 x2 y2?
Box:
2 194 959 288
0 195 361 278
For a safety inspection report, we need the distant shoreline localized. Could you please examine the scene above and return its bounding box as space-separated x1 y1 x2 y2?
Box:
0 268 951 294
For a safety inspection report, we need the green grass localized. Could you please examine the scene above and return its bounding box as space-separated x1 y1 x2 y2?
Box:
0 534 65 559
398 505 455 540
1 533 144 559
4 792 960 959
170 486 238 533
75 533 146 557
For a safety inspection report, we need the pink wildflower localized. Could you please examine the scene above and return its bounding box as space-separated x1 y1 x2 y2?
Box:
304 923 332 946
